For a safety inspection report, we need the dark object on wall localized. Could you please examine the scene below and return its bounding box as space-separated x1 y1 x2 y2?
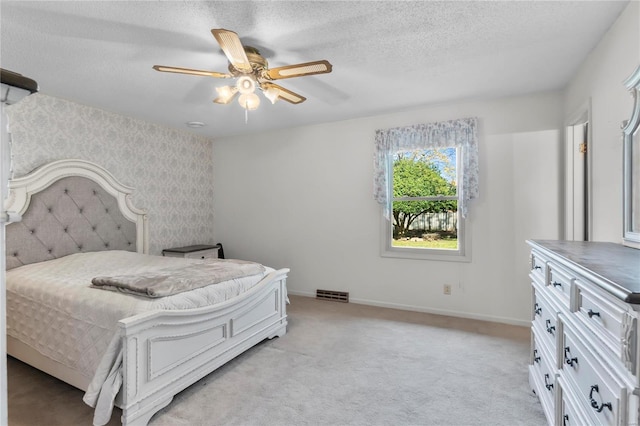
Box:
215 243 225 259
316 289 349 303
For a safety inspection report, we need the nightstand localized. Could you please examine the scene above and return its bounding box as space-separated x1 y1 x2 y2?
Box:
162 244 220 260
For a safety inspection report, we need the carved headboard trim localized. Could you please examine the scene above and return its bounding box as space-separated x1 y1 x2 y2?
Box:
5 159 149 261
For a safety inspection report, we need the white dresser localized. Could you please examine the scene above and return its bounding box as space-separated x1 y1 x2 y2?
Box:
527 240 640 425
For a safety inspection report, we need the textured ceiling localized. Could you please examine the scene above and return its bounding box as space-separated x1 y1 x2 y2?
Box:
0 1 629 139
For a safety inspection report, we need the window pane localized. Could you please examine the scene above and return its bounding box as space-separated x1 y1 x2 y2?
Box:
393 148 457 198
391 200 458 250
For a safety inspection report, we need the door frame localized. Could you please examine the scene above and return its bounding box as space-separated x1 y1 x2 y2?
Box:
563 99 593 241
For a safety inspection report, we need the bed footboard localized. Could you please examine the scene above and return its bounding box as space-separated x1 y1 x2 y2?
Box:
116 268 289 426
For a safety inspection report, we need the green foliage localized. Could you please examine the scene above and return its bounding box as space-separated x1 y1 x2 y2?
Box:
392 151 457 238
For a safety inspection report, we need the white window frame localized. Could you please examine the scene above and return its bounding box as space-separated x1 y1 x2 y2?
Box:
380 147 471 262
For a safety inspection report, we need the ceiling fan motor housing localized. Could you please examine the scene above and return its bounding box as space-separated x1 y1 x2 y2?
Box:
228 46 269 78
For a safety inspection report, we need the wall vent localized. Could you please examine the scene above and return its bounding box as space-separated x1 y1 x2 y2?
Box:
316 289 349 303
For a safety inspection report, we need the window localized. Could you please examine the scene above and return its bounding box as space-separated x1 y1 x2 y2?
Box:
391 147 460 249
374 118 478 261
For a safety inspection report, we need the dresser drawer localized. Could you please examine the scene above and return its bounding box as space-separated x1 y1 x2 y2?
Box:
575 280 636 367
183 248 219 259
530 333 557 425
530 250 548 284
562 324 628 425
547 262 572 309
532 326 556 373
558 375 593 426
533 287 560 356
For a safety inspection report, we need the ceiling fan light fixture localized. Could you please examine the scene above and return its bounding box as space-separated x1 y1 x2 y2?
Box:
236 76 256 95
238 93 260 110
214 85 237 104
263 87 280 104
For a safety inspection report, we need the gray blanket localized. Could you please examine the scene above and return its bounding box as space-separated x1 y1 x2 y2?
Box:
91 259 266 298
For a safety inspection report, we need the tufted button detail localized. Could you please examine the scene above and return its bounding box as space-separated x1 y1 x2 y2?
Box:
105 243 110 248
47 207 52 213
79 208 83 214
117 225 121 230
93 190 97 195
64 189 68 194
105 208 109 213
13 252 18 257
30 229 35 234
92 226 97 231
63 227 68 233
48 249 52 254
127 242 132 246
77 245 83 250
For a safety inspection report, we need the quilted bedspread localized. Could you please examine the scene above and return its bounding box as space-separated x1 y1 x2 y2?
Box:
6 250 271 425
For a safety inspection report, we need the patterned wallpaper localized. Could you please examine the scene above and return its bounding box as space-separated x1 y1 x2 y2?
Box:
6 93 215 255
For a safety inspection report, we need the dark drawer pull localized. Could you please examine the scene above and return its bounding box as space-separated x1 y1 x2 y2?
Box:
534 265 542 271
563 414 569 426
589 384 612 413
552 281 562 288
545 319 555 335
544 374 553 391
564 346 578 367
533 349 540 364
587 309 601 318
534 303 542 316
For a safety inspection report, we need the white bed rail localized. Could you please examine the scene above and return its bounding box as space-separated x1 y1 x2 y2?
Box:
117 268 289 426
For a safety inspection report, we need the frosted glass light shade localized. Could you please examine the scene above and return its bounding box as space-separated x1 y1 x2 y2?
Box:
214 85 237 104
236 76 256 94
263 87 279 104
238 93 260 110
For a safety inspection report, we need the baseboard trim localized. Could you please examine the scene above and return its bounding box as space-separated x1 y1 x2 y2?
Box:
287 290 530 327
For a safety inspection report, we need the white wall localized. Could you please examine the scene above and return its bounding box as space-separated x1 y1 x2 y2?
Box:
563 0 640 243
213 1 639 326
213 92 563 325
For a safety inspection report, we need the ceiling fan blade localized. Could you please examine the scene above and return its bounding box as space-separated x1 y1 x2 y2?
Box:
263 83 306 104
153 65 232 78
265 60 332 80
211 28 253 74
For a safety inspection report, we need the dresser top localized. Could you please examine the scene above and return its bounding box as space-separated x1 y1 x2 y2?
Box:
528 240 640 303
162 244 218 254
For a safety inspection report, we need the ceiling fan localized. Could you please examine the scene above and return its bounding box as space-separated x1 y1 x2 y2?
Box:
153 28 333 111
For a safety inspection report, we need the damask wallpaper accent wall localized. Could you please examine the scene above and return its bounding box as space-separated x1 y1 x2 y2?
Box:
6 93 215 255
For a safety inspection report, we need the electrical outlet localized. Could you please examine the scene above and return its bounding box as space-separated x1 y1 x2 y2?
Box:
443 284 452 295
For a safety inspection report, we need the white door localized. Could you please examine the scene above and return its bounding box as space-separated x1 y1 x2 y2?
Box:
565 121 589 241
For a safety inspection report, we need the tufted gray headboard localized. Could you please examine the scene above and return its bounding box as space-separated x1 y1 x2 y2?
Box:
5 159 148 270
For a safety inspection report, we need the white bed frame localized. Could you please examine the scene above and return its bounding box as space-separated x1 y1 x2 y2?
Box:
5 159 289 425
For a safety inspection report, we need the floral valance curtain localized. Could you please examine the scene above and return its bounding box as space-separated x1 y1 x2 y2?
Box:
374 117 479 218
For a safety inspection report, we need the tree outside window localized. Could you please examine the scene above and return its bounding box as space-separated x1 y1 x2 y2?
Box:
390 147 460 251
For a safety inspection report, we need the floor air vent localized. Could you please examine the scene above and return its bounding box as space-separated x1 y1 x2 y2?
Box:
316 289 349 303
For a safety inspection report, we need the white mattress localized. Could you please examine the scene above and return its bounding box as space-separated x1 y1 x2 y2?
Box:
6 250 272 423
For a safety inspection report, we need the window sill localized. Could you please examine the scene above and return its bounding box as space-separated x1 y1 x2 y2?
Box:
380 246 471 262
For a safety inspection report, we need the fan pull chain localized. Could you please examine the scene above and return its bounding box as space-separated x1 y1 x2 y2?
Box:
245 101 249 124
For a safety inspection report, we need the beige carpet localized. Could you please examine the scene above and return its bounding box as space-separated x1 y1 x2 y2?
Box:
8 295 546 426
